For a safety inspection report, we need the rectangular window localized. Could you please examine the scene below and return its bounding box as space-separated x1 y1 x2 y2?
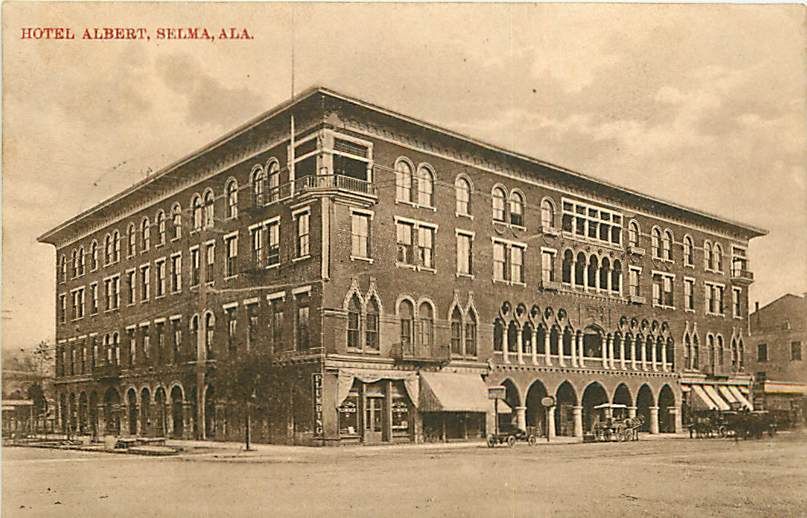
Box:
267 220 280 266
493 242 506 281
731 246 748 277
684 278 695 311
541 250 555 283
629 267 641 296
104 279 112 310
705 283 725 315
396 219 436 270
112 276 120 309
171 254 182 292
225 235 238 277
418 227 434 269
652 272 674 308
155 259 166 297
155 323 165 365
295 297 310 350
140 265 150 301
271 302 284 351
493 239 526 284
791 341 802 361
190 248 200 286
732 287 742 318
90 283 98 314
561 198 622 246
226 308 237 352
205 243 215 283
511 246 524 284
757 343 768 362
71 291 79 320
396 221 414 265
351 212 371 259
295 211 310 258
172 322 182 363
456 232 473 276
142 327 151 364
246 304 258 351
125 271 135 304
250 226 264 267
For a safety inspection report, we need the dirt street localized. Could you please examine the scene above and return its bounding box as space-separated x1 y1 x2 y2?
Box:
3 433 805 517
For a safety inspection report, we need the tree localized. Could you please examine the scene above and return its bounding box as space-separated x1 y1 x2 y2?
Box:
27 383 47 415
214 348 273 450
32 340 53 378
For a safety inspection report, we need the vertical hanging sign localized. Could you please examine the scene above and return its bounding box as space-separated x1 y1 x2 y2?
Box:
312 373 323 437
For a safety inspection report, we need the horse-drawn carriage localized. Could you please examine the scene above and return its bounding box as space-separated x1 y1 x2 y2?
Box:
591 403 645 442
688 409 776 439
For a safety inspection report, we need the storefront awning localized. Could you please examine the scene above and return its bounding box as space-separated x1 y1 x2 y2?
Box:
336 369 419 408
719 386 738 404
419 372 490 413
692 385 718 410
702 385 731 411
728 386 753 410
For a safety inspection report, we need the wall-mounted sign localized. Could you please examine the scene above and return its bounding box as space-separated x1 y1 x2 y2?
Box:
312 373 323 437
541 396 556 408
488 386 506 400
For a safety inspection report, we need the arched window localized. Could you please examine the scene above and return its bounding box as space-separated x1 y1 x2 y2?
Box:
267 161 280 202
90 241 98 271
347 295 362 349
730 338 738 369
666 338 674 369
141 218 150 250
628 221 640 247
707 334 715 370
492 187 506 222
704 240 712 270
366 298 379 351
635 334 643 361
509 191 524 227
251 166 266 206
77 246 85 275
717 335 724 367
613 334 622 359
171 203 182 240
203 190 215 228
205 312 215 358
455 176 471 216
562 250 573 284
71 250 78 277
693 334 700 369
624 334 633 361
541 199 555 230
416 165 434 207
738 339 744 370
112 230 120 262
522 323 533 354
465 309 477 356
599 257 610 290
587 255 598 288
192 195 203 230
225 179 238 219
418 302 434 347
507 322 518 353
562 328 573 356
395 159 413 203
651 227 661 258
493 317 504 352
663 230 673 261
450 306 463 355
399 300 414 348
575 252 586 286
190 315 199 360
713 243 722 271
156 211 166 245
683 235 694 266
550 327 560 355
127 223 137 256
104 234 112 264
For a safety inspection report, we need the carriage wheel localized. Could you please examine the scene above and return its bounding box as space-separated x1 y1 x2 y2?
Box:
718 426 727 438
528 435 538 447
506 435 517 448
486 435 496 448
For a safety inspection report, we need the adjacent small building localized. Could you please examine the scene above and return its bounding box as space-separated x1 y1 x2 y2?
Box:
747 294 807 427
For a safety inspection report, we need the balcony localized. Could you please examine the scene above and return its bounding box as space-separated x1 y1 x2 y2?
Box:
627 246 646 256
540 225 560 238
294 174 376 198
391 342 450 364
628 294 646 305
731 269 754 284
538 279 561 292
94 364 121 380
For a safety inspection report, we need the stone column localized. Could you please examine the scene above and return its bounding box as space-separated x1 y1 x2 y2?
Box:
573 406 583 438
182 403 193 439
649 406 660 434
97 404 107 436
547 407 556 439
515 406 527 432
620 339 626 370
672 406 682 434
517 330 524 365
120 405 130 437
532 329 538 365
164 403 173 438
641 342 648 371
603 336 611 369
651 342 658 372
578 334 586 368
631 341 638 371
570 334 578 367
544 332 552 366
558 335 566 367
661 344 668 372
628 406 637 419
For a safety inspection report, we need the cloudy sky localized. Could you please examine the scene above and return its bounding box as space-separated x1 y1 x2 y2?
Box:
3 3 804 351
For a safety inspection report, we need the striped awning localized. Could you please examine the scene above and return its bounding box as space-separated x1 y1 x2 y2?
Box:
692 385 718 410
728 386 753 410
719 386 738 404
703 385 731 411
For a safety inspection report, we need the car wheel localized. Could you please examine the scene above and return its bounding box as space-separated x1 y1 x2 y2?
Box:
507 435 516 448
486 435 496 448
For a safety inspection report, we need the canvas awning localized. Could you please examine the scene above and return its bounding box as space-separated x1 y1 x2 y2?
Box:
719 386 738 404
728 386 753 410
692 385 718 410
419 372 490 413
702 385 731 411
335 369 419 408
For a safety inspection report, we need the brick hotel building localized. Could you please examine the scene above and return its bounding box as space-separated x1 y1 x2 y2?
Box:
39 87 765 445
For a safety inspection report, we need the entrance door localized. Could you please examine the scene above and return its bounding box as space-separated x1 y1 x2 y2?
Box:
364 397 384 443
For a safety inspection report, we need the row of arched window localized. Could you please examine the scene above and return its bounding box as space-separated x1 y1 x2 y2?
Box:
682 332 744 371
561 251 622 292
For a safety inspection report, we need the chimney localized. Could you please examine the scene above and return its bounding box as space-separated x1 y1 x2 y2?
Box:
755 301 759 313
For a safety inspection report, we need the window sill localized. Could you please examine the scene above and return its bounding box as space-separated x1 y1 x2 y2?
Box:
292 255 311 263
171 290 182 295
684 263 695 269
395 199 436 211
155 294 166 300
706 312 726 318
350 255 374 264
266 262 281 270
685 308 695 313
456 272 474 279
395 262 417 271
493 279 525 287
456 212 473 220
224 274 239 281
652 304 676 310
171 237 182 243
155 243 165 250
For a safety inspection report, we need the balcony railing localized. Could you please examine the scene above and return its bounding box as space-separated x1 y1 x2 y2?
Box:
731 269 754 283
294 174 376 197
540 225 560 238
94 363 121 379
627 246 646 256
538 279 561 291
628 294 646 305
391 342 450 363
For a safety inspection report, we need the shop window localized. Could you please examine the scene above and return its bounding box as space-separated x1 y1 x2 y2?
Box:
391 384 410 434
338 391 359 436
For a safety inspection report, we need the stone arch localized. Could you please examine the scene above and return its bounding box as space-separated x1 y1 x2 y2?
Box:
170 384 185 439
636 384 655 432
342 278 364 310
554 380 578 437
204 384 216 439
78 392 89 434
154 387 168 437
581 381 610 433
613 383 633 407
103 387 121 435
126 387 138 435
583 325 604 359
68 393 77 433
140 387 152 437
501 378 522 408
562 326 574 357
658 384 676 433
525 379 549 436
